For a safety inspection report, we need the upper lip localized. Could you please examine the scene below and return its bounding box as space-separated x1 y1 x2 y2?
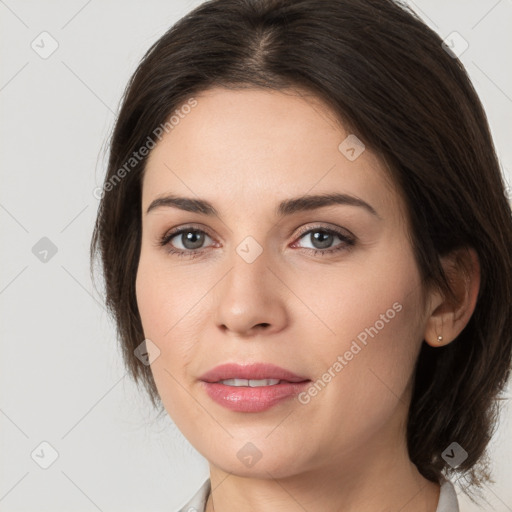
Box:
199 363 310 383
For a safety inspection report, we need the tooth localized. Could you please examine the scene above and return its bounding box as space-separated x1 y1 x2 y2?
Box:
219 378 281 387
221 379 249 386
248 379 280 387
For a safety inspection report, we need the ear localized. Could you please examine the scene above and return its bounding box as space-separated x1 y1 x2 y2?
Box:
423 247 480 348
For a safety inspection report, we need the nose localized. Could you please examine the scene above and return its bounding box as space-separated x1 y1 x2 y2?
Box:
212 245 288 337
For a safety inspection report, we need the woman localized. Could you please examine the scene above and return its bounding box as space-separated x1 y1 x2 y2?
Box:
90 0 512 510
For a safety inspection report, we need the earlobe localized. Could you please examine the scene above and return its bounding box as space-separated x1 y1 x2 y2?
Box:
423 247 480 348
425 313 451 348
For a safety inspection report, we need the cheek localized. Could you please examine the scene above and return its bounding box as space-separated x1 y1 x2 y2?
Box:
300 244 424 391
325 262 423 410
135 249 200 342
294 250 423 359
294 271 424 458
135 254 204 412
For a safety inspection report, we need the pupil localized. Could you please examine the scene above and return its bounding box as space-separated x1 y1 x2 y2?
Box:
183 231 204 249
312 231 332 249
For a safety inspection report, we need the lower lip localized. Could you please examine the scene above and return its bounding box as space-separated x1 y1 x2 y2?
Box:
201 381 311 412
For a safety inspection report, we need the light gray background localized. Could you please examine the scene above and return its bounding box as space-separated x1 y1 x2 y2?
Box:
1 1 511 511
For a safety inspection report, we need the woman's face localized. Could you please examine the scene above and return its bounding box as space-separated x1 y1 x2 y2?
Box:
136 87 432 478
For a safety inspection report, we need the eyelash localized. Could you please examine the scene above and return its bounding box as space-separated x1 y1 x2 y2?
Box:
157 224 356 260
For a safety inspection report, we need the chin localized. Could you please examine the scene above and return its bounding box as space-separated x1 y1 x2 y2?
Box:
205 440 311 479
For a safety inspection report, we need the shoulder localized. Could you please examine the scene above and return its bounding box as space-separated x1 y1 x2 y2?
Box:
176 478 211 512
175 476 459 512
436 477 460 512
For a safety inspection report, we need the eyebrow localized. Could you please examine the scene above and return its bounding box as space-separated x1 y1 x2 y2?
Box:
146 192 381 219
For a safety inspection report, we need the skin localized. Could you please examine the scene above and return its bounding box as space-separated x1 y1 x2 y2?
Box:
135 87 480 512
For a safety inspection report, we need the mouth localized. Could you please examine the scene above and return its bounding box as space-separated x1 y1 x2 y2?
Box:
216 378 297 387
198 363 311 412
199 362 310 384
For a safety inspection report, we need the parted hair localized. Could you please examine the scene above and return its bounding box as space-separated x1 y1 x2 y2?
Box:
90 0 512 496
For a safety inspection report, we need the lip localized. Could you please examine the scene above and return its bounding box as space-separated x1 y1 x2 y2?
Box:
199 363 311 413
199 363 309 383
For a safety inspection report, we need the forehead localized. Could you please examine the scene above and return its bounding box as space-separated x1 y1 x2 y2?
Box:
142 87 402 223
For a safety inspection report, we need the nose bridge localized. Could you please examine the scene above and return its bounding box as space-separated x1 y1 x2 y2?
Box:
226 234 273 297
222 210 275 279
212 232 287 334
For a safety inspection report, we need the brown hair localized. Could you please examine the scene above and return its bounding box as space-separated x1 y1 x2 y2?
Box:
90 0 512 496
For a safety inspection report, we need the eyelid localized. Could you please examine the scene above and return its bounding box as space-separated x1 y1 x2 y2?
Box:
161 223 216 241
292 222 355 241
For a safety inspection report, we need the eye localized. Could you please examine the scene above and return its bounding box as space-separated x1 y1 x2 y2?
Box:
158 225 216 258
292 226 355 255
158 224 356 259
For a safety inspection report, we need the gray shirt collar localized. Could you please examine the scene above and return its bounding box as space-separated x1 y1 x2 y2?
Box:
177 476 459 511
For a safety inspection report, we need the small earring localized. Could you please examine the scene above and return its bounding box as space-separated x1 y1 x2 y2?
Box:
437 335 443 343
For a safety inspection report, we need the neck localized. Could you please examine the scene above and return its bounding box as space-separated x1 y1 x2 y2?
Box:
204 443 440 512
